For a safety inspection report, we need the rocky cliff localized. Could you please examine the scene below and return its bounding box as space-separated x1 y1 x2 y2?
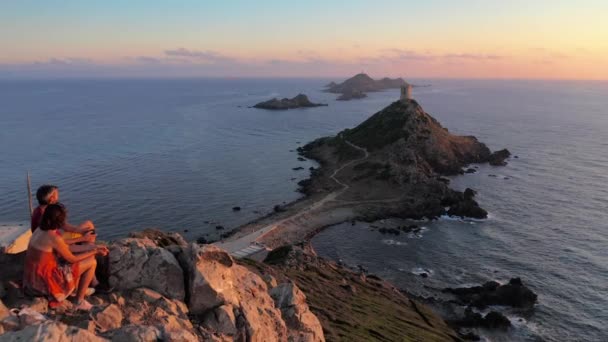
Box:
0 230 324 342
299 99 510 219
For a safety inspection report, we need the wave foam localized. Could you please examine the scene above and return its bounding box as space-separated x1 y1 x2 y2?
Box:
381 239 407 246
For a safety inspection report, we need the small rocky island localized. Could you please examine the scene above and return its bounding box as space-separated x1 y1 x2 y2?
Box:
325 73 408 100
336 90 367 101
253 94 327 110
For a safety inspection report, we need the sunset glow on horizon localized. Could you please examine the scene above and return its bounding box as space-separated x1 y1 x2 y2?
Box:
1 0 607 79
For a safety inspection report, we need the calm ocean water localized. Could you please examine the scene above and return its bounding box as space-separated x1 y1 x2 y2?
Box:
1 78 607 341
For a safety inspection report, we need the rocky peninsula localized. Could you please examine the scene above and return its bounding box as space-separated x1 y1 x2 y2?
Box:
253 94 327 110
218 97 510 254
298 98 510 220
325 73 408 100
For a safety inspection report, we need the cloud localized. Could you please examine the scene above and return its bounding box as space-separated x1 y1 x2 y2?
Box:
376 49 505 63
0 47 508 79
442 53 503 60
163 48 234 63
34 57 94 66
134 56 161 63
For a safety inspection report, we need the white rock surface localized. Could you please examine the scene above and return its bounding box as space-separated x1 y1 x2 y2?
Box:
110 325 161 342
271 283 325 342
0 321 107 341
186 244 288 341
109 238 185 300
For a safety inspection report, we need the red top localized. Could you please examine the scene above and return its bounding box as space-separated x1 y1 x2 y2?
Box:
31 205 46 232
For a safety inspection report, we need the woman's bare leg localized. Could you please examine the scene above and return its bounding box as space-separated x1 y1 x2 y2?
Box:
70 244 100 287
76 256 97 302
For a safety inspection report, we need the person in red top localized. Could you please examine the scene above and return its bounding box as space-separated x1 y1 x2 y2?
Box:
31 184 95 236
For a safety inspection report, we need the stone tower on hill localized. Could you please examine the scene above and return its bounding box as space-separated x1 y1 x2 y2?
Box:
400 84 412 102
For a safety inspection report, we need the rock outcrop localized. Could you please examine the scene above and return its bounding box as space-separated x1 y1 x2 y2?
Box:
186 244 289 341
0 230 328 341
443 277 538 309
253 94 327 110
489 148 511 166
0 321 106 342
299 99 508 220
270 282 324 342
108 237 185 301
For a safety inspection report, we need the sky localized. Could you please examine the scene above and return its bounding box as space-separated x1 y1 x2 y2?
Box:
1 0 607 79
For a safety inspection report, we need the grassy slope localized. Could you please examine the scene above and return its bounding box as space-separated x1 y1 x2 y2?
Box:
242 256 460 342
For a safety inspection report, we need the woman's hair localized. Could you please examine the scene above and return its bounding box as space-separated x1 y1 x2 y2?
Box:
39 203 67 231
36 184 58 205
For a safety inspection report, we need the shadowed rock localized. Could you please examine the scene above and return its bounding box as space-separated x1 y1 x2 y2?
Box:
443 277 538 309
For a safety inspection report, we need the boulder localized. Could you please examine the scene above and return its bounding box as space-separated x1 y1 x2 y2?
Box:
0 321 106 341
163 329 199 342
489 149 511 166
186 244 239 312
270 283 325 342
108 238 185 301
203 304 237 336
129 229 188 248
443 277 537 309
482 311 511 329
186 244 288 341
110 325 162 342
92 304 123 332
454 308 511 330
120 288 192 334
447 199 488 219
463 188 477 200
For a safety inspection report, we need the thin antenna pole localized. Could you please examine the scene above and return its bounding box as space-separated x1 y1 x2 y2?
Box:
27 172 33 218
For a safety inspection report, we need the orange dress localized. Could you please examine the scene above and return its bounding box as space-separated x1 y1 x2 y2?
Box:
23 247 79 302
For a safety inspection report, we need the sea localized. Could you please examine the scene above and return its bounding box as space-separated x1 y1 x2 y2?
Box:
0 78 606 341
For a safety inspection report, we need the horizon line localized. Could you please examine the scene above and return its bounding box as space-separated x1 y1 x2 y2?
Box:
1 75 607 82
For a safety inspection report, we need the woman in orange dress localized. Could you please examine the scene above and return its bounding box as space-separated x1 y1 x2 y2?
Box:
23 204 109 311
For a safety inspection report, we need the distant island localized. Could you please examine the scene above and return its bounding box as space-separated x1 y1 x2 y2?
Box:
336 90 367 101
325 73 409 100
253 94 327 110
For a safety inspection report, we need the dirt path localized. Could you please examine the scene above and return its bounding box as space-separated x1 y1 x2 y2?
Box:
215 140 385 257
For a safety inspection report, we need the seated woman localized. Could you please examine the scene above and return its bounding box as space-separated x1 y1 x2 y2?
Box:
23 204 109 311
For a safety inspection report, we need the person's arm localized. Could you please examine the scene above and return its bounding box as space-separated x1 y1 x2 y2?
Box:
63 235 95 245
51 234 101 263
62 220 95 234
